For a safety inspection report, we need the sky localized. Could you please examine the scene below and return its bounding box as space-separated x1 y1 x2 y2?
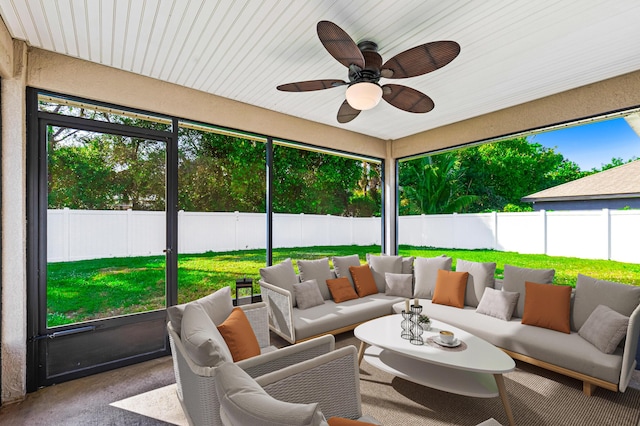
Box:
530 117 640 171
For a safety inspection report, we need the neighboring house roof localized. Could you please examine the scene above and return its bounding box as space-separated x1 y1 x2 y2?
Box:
521 160 640 202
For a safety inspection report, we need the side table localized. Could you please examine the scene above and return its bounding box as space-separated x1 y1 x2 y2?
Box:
235 278 253 306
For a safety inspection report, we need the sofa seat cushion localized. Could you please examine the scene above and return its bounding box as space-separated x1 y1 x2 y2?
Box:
391 300 623 384
293 294 404 341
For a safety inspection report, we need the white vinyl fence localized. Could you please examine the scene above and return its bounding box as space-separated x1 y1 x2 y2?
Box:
47 208 640 264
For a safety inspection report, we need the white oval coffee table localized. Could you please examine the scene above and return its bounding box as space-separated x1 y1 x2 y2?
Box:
355 315 516 426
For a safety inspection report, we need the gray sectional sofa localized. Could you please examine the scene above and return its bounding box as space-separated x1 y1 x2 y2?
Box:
258 254 640 396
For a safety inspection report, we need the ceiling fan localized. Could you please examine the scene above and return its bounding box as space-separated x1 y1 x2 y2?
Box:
277 21 460 123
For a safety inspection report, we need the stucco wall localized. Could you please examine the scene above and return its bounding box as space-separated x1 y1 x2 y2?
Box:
392 70 640 159
1 40 27 403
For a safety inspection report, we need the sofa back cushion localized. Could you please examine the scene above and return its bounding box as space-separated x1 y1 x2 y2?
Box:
297 258 333 300
293 279 326 310
572 273 640 331
215 362 325 426
349 264 378 297
181 303 233 367
413 256 452 299
260 258 299 307
503 265 555 318
332 255 361 287
167 286 234 336
367 255 403 293
455 259 496 308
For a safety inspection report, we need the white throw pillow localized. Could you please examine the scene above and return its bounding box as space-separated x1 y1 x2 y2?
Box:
579 304 629 354
413 256 452 299
385 273 413 298
293 279 325 310
297 258 333 300
476 287 520 321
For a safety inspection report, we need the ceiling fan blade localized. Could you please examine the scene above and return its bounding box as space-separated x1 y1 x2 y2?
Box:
337 100 361 123
382 84 434 113
381 41 460 79
317 21 365 69
277 80 347 92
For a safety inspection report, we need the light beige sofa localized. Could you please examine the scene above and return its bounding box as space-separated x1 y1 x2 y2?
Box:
259 255 640 397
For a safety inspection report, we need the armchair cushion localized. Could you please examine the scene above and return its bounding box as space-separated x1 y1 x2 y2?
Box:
181 303 233 367
260 258 299 307
215 362 326 426
217 307 261 362
294 279 326 310
298 258 333 300
167 286 234 335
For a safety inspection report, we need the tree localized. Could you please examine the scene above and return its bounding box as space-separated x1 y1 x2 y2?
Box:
399 153 477 215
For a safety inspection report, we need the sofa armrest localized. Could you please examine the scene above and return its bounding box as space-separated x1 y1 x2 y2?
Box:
619 303 640 391
256 345 362 421
237 334 335 378
259 280 296 343
240 302 270 349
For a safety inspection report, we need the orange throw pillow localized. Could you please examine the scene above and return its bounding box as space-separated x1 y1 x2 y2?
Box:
327 277 359 302
521 281 572 334
349 264 378 297
327 417 377 426
432 269 469 308
217 307 261 361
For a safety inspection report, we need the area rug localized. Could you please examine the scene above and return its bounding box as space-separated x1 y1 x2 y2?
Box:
111 332 640 426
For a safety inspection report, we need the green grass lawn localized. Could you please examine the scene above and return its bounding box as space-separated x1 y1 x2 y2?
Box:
47 245 640 327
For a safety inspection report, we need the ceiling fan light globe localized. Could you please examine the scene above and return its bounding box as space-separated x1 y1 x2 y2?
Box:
345 82 383 111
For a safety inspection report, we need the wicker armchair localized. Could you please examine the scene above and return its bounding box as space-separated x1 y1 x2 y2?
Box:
215 347 380 425
167 301 338 426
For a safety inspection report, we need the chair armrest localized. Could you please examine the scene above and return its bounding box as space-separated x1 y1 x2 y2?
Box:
259 280 296 343
240 302 270 349
620 303 640 391
255 345 362 420
237 334 335 378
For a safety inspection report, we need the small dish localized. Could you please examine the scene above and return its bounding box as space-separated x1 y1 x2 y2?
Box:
434 336 461 348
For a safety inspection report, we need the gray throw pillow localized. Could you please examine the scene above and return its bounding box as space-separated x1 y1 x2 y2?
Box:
215 362 325 426
167 286 233 334
332 254 361 286
579 304 630 354
260 258 299 307
413 256 452 299
502 264 555 318
572 274 640 331
385 273 413 297
297 258 333 300
293 279 325 310
456 259 496 308
476 287 520 321
181 303 233 367
368 255 403 293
